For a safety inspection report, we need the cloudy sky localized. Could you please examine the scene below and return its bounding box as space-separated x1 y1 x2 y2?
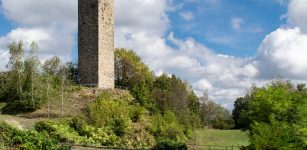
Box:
0 0 307 109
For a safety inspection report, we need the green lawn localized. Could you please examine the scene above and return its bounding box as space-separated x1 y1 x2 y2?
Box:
192 129 249 149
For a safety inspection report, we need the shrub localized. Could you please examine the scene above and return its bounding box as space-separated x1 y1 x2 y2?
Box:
0 121 68 150
249 117 304 149
35 121 90 145
0 72 9 102
0 122 15 149
152 139 188 150
36 119 122 147
129 105 146 122
86 90 132 135
80 125 120 146
151 111 189 143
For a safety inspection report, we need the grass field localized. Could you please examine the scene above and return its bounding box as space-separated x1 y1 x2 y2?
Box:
191 129 249 150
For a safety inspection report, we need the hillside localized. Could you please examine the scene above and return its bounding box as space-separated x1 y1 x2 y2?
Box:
0 87 109 129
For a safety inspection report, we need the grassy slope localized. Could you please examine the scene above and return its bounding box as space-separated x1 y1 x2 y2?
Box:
193 129 249 149
0 88 131 130
0 87 100 129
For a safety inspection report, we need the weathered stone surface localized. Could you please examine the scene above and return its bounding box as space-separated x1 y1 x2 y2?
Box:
78 0 114 89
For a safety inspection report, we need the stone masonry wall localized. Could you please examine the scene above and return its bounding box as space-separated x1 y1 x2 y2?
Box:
98 0 114 88
78 0 114 89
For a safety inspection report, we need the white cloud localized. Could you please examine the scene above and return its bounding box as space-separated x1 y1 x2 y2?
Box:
0 0 77 65
288 0 307 33
256 27 307 79
231 17 244 30
1 0 77 28
115 0 169 37
194 79 213 91
253 0 307 80
180 11 194 21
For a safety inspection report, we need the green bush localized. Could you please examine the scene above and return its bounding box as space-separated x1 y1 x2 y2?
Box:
36 119 122 147
249 117 305 149
71 90 189 148
0 72 9 102
33 90 192 149
84 90 157 148
151 111 189 143
0 122 15 149
35 121 92 145
86 91 132 136
129 105 146 122
79 125 120 146
152 139 188 150
0 121 68 150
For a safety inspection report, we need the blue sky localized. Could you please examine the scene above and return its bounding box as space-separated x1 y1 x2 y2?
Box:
1 0 307 109
168 0 288 56
0 13 12 36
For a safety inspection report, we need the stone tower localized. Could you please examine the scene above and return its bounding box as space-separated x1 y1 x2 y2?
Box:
78 0 114 89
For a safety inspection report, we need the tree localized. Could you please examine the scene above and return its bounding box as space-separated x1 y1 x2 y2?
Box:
232 97 250 129
43 56 61 75
250 116 303 149
6 41 24 101
0 72 9 102
115 48 201 128
247 81 302 124
42 56 61 118
238 81 307 149
151 74 199 126
23 42 42 109
199 91 234 129
115 48 154 106
2 41 66 113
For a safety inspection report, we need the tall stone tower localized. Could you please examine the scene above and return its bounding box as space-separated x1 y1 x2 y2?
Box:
78 0 114 89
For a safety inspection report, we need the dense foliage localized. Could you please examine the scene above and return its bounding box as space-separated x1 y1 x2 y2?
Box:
0 121 69 150
115 48 203 128
199 91 234 129
34 90 190 149
233 81 307 149
0 41 75 114
115 48 233 130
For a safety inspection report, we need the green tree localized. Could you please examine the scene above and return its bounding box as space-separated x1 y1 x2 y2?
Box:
239 81 307 149
3 41 63 113
151 74 200 127
0 72 9 102
232 97 250 129
247 81 302 124
23 42 42 109
115 48 154 107
199 94 233 129
250 117 303 150
7 41 24 101
42 56 62 118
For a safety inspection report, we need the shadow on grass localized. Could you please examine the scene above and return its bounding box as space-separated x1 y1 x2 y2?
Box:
1 101 36 115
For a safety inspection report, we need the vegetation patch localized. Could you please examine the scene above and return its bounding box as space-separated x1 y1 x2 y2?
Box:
194 129 249 147
0 121 69 150
233 81 307 149
0 44 235 149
